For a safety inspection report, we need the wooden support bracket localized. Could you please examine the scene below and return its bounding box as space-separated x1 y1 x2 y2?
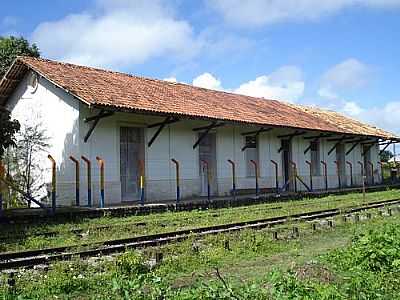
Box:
147 116 179 147
278 131 304 153
193 122 224 149
84 110 114 143
379 141 393 155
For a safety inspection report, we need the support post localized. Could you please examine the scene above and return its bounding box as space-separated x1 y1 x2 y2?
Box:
367 161 374 185
47 155 56 215
250 160 259 197
270 160 279 194
227 159 236 201
0 160 4 217
139 160 145 206
96 157 105 208
69 156 80 206
201 160 211 202
377 161 384 183
346 161 353 186
81 156 92 207
358 161 365 201
305 160 313 191
171 159 180 205
321 161 328 190
334 161 341 189
289 161 297 192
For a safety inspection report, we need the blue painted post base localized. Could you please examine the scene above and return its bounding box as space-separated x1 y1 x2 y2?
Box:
88 190 92 207
0 193 3 217
51 191 56 215
176 186 180 206
75 189 80 206
140 188 145 206
100 190 105 208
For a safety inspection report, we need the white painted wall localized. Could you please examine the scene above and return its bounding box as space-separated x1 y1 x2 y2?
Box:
7 72 80 206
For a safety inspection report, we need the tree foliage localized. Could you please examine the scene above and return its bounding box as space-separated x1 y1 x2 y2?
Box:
380 150 393 162
0 36 40 78
0 107 20 159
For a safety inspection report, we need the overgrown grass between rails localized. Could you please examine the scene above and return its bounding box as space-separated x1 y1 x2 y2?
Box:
0 189 399 253
1 209 400 299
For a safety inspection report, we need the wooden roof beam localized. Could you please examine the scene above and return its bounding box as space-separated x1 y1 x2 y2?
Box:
241 127 273 136
303 133 332 140
277 131 306 139
326 135 356 142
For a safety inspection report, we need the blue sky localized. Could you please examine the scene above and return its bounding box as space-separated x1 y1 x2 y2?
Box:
1 0 400 135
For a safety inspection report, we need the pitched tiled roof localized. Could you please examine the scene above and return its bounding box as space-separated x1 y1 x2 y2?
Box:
0 56 397 139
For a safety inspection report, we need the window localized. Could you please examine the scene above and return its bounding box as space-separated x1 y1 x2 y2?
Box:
245 136 258 177
310 141 320 176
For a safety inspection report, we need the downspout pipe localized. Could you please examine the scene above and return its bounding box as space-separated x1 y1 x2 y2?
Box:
47 155 56 215
201 160 211 202
227 159 236 201
334 160 341 189
81 156 92 207
321 161 328 190
139 159 145 206
367 161 374 185
346 161 353 187
270 160 279 194
171 158 180 206
96 156 105 208
305 160 313 191
250 160 259 197
69 156 80 206
0 161 5 217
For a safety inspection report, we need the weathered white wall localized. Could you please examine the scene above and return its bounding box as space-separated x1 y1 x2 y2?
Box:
7 74 383 207
7 72 80 206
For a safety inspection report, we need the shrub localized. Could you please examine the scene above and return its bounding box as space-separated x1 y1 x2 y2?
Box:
115 251 149 276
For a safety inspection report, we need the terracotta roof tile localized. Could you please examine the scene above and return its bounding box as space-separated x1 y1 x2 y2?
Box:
0 56 397 139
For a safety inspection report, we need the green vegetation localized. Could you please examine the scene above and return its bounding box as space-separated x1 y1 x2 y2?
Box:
1 204 400 299
0 36 40 78
1 189 400 252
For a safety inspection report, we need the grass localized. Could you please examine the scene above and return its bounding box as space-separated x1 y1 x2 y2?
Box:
1 189 400 252
1 204 399 299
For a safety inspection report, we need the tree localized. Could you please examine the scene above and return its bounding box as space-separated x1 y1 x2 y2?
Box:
0 107 20 159
0 36 40 78
380 150 393 162
7 121 50 203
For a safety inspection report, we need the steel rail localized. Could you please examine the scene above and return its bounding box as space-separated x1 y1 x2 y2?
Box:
0 198 399 270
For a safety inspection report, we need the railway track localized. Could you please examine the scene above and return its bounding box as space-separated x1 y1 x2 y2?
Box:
0 196 389 241
0 198 399 271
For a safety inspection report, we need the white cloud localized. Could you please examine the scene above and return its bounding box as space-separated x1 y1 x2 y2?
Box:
32 0 203 69
190 65 304 102
339 101 400 134
208 0 400 27
342 101 363 116
163 77 178 83
234 66 304 102
192 72 223 90
320 58 370 92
